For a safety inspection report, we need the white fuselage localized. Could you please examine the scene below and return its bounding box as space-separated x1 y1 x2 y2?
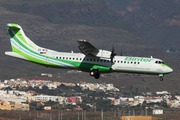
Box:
40 51 171 75
5 48 172 75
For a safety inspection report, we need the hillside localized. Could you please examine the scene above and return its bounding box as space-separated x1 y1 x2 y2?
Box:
2 0 180 51
0 0 179 92
1 0 133 31
106 0 180 51
1 0 180 52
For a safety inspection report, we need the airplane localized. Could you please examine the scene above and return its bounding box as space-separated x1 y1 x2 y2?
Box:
5 23 173 81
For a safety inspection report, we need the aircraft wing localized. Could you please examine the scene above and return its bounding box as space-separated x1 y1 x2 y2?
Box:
77 40 99 55
77 40 113 59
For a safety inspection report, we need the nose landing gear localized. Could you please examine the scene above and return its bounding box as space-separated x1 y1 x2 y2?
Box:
159 74 164 81
160 76 163 81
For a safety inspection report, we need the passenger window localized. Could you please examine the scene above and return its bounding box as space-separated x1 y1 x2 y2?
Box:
124 61 126 63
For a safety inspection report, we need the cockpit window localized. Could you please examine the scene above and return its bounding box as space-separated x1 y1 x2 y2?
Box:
155 61 165 64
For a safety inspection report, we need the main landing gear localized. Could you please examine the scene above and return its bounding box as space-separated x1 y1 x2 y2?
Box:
90 69 100 79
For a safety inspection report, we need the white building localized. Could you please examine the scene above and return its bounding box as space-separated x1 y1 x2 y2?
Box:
33 95 59 102
153 109 163 114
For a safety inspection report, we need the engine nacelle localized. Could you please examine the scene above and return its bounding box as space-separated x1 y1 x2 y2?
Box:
95 49 111 59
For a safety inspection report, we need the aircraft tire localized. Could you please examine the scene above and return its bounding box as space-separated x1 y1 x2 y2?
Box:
94 73 100 79
90 69 100 79
160 77 163 81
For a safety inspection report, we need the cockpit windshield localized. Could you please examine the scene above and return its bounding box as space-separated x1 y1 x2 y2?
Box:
155 61 165 64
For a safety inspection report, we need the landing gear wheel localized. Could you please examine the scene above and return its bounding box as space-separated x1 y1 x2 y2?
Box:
160 77 163 81
89 69 100 79
94 72 100 79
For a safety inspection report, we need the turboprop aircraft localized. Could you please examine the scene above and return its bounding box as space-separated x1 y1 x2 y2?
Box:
5 23 173 81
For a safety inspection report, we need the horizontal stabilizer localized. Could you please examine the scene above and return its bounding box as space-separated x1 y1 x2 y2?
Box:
5 52 27 60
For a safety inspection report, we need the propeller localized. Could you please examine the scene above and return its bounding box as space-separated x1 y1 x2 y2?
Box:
110 45 116 63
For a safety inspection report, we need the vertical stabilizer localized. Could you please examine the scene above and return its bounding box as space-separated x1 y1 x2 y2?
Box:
7 23 39 52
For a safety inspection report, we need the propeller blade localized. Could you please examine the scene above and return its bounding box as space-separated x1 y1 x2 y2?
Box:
110 45 116 63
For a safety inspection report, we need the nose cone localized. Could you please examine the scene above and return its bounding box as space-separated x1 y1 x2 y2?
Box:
166 66 173 74
169 67 173 73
